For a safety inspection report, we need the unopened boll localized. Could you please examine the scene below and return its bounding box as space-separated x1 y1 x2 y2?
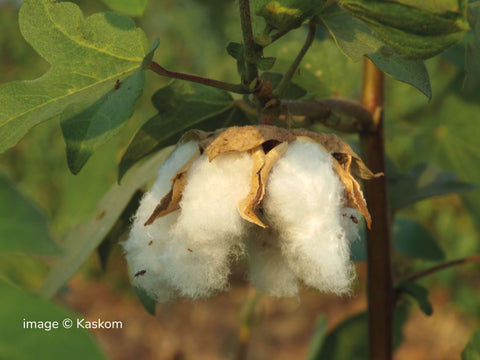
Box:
123 127 374 301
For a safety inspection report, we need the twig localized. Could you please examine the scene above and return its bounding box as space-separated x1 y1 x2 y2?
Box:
359 58 393 360
404 254 480 283
273 22 317 98
147 61 251 94
234 99 258 117
239 0 259 83
282 98 373 132
269 28 291 44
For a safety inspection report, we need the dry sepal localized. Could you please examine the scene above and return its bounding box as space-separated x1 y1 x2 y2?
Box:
123 125 381 302
147 125 381 230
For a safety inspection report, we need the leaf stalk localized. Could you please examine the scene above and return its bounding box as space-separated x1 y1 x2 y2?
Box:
147 61 251 94
273 22 317 98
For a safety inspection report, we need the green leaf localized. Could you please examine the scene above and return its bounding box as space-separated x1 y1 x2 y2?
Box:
320 5 432 98
255 0 326 32
102 0 149 17
351 216 444 261
61 38 158 174
464 8 480 91
305 316 327 360
388 162 476 210
0 0 149 154
133 286 156 315
412 81 480 223
338 0 470 59
118 80 254 181
257 56 277 71
462 329 480 360
39 146 174 299
0 281 106 360
309 304 408 359
227 42 247 81
394 217 445 261
396 281 433 316
0 172 58 256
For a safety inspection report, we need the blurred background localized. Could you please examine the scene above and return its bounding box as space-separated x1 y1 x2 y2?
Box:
0 0 479 359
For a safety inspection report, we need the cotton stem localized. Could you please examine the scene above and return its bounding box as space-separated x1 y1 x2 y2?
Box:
359 58 393 360
239 0 259 83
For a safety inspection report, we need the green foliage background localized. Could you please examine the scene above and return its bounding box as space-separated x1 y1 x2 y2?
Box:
0 0 479 358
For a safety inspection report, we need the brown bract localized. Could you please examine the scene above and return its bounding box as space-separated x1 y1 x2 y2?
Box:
145 126 381 229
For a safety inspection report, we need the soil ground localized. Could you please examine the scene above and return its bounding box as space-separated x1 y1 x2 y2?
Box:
60 258 472 360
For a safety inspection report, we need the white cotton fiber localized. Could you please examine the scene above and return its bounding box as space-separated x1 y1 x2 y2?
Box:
160 152 253 298
123 141 199 301
246 228 299 297
263 141 355 294
124 134 362 302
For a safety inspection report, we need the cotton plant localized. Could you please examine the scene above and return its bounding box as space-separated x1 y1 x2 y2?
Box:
123 125 381 301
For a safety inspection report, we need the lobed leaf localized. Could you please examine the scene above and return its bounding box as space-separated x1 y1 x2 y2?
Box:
320 5 432 98
39 146 174 299
0 0 149 154
338 0 469 59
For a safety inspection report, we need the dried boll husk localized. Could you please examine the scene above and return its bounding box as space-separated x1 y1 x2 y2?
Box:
124 125 381 301
146 125 381 229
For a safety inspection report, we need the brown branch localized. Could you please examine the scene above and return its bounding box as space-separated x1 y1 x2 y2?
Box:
239 0 259 83
359 58 393 360
404 254 480 283
147 61 251 94
282 98 373 132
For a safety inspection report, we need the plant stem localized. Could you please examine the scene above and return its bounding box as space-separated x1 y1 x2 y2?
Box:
147 61 251 94
239 0 259 83
273 22 317 98
235 290 262 360
282 98 373 132
404 254 480 283
359 58 393 360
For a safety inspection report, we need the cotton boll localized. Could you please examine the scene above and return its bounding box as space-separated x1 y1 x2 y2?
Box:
123 141 199 301
264 141 355 294
246 228 299 297
160 152 254 298
150 141 200 197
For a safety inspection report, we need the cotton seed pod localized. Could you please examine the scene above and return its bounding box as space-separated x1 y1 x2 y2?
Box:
255 0 326 32
123 126 381 301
